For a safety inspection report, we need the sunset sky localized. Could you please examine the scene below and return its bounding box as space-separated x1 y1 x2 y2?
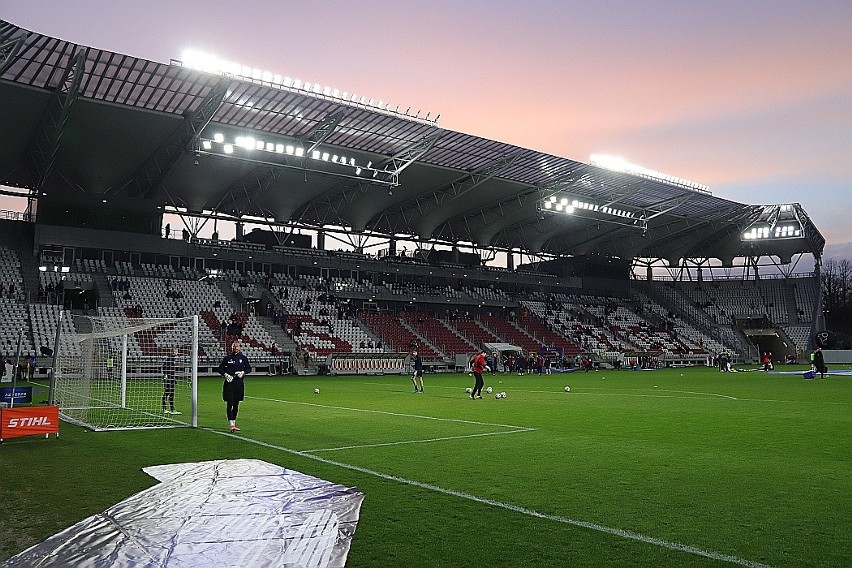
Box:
4 1 851 257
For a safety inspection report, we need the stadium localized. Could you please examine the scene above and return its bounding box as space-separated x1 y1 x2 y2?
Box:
1 18 849 567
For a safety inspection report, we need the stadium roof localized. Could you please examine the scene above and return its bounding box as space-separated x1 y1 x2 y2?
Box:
0 20 825 265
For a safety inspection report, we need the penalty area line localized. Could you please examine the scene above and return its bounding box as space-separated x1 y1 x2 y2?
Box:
247 395 531 430
305 427 536 453
205 428 772 568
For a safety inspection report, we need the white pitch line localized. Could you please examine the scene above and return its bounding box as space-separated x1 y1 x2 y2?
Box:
205 428 772 568
656 389 738 400
247 395 531 430
306 427 536 453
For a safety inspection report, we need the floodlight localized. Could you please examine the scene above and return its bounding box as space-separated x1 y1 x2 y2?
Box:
265 142 274 152
202 140 212 150
295 147 305 157
285 145 295 155
223 144 233 154
275 144 284 153
566 206 575 214
321 152 330 161
254 140 264 150
560 198 568 205
213 133 224 143
312 150 321 160
544 202 553 209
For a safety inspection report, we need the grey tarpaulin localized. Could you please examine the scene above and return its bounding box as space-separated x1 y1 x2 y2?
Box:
3 459 364 567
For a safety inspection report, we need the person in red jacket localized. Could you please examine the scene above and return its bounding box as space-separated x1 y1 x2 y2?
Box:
470 350 489 399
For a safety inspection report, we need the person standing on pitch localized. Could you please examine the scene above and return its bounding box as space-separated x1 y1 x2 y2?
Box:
813 347 828 379
162 347 181 415
470 349 489 399
219 340 251 432
411 349 424 393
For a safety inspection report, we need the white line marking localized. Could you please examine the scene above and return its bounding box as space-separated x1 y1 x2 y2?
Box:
306 427 536 453
658 389 738 400
247 395 531 430
205 428 772 568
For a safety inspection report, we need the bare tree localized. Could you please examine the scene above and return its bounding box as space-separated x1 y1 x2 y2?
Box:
822 258 852 334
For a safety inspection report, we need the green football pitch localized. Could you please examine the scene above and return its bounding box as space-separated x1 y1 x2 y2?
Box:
2 366 850 566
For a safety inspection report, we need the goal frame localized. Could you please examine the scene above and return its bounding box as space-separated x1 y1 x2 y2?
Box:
48 312 199 430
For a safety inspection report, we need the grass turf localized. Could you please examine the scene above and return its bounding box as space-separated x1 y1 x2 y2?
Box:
1 366 850 566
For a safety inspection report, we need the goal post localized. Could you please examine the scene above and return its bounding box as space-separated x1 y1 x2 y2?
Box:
50 313 200 431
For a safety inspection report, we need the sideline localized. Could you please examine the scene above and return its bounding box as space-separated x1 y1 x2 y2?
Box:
205 427 772 568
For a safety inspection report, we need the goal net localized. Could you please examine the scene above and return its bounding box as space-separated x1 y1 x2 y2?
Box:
50 313 199 431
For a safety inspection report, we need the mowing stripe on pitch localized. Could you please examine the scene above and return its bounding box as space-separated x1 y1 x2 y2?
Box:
204 428 772 568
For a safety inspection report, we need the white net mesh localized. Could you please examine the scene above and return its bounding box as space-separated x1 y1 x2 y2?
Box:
52 314 198 431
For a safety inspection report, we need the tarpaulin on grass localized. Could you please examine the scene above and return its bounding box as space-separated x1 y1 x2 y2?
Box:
3 459 364 568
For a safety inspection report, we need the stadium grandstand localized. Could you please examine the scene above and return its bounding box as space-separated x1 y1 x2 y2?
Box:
0 18 827 377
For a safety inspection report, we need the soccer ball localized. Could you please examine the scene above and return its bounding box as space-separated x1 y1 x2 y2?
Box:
495 393 502 399
501 392 507 398
465 387 472 393
486 386 493 394
564 386 571 392
314 388 320 394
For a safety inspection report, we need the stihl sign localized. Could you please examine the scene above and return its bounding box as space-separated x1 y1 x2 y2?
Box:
1 406 59 441
7 416 53 427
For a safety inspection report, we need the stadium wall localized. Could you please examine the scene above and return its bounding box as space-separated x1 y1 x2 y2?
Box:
823 350 852 364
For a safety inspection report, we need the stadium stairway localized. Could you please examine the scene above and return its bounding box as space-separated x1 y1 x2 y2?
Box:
216 279 244 310
256 314 299 355
1 221 39 302
91 273 116 308
784 285 800 324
